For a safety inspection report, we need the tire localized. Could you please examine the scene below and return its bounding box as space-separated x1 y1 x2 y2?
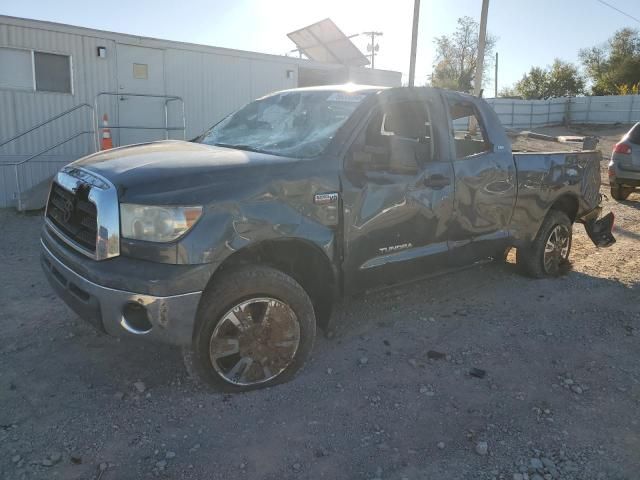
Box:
184 265 316 392
610 183 632 201
516 210 572 278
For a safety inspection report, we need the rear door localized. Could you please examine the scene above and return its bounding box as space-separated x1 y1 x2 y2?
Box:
341 90 455 293
444 94 516 264
115 44 166 146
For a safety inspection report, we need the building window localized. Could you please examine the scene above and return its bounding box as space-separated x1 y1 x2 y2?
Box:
0 48 72 93
34 52 72 93
0 47 33 90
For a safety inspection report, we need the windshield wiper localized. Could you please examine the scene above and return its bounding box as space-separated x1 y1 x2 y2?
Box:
213 143 270 154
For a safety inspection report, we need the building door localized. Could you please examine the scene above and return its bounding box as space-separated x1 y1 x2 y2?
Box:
115 44 166 146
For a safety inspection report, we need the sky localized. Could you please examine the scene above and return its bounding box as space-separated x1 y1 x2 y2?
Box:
2 0 639 95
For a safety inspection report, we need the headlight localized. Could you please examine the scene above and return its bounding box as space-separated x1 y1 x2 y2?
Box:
120 204 203 243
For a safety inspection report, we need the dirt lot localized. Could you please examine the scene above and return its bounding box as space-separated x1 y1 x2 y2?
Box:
1 125 639 480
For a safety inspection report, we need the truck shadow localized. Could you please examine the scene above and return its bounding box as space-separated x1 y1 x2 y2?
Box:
320 259 636 344
614 225 640 241
613 197 640 209
20 257 635 399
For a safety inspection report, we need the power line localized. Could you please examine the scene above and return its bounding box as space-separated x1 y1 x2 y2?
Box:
595 0 640 24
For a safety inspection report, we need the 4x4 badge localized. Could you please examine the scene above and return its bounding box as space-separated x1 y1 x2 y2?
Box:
313 192 339 205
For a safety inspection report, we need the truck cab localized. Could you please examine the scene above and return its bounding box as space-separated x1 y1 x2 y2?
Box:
340 87 517 291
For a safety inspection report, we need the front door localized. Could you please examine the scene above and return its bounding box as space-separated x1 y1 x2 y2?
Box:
342 91 455 293
115 44 166 146
444 94 517 265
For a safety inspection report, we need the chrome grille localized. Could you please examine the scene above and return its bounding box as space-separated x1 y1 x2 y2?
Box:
44 166 120 261
46 183 98 252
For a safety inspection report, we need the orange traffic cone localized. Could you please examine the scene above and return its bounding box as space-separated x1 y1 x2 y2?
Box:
101 113 113 150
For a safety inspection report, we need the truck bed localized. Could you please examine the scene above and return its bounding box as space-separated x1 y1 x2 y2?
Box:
510 150 602 241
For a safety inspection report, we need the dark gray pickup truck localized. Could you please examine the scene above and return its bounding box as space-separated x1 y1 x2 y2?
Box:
41 85 614 391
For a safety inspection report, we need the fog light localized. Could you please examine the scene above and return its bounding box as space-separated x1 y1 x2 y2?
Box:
121 302 152 334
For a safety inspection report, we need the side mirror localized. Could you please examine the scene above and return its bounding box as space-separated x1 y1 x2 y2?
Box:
349 138 420 175
363 144 389 156
387 136 420 174
350 144 390 171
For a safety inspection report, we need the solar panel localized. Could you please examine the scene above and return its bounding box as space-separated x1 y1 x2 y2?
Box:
287 18 370 67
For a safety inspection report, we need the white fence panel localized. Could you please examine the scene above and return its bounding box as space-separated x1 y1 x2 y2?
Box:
486 94 640 129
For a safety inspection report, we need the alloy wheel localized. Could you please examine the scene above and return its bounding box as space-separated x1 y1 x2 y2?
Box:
209 297 300 386
543 224 571 274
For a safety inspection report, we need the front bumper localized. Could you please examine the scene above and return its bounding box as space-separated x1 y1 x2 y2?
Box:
41 239 202 346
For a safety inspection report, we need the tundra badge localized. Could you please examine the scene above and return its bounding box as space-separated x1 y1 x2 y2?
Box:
379 243 413 254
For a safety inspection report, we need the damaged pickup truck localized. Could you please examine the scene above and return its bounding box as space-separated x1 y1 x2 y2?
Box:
41 85 615 391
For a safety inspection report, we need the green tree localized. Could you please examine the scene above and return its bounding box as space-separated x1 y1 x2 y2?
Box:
547 60 585 97
512 60 584 99
498 86 519 98
514 66 550 99
579 28 640 95
430 16 496 93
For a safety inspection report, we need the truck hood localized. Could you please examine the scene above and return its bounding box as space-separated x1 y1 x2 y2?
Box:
72 140 300 204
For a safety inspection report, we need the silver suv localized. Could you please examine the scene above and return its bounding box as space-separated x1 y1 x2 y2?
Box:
609 122 640 201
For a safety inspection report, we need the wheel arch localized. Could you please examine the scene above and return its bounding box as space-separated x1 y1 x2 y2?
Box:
513 193 579 249
547 193 579 223
199 238 338 331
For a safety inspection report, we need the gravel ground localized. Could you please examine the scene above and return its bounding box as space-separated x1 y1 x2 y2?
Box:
1 125 639 480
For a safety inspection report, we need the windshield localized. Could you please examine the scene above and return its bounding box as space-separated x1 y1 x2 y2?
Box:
199 90 369 158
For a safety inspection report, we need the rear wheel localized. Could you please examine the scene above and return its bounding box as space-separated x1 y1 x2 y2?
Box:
610 183 633 201
516 210 572 278
185 266 316 392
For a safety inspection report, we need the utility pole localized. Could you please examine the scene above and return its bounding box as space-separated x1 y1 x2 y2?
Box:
408 0 421 87
363 31 383 69
474 0 490 97
494 52 498 97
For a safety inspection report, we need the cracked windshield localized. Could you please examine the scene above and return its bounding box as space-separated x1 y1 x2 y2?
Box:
201 90 367 157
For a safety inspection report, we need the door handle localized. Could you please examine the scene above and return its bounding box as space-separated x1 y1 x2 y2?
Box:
423 174 451 189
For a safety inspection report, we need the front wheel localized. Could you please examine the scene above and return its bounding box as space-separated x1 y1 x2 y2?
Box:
185 266 316 392
516 210 572 278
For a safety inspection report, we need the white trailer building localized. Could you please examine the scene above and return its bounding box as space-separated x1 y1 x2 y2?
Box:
0 15 401 209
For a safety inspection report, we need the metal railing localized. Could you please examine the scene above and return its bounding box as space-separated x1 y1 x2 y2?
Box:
0 92 187 210
0 103 97 210
0 103 97 151
11 131 96 211
93 92 186 147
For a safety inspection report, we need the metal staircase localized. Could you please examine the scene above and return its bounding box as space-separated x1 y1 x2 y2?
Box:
0 103 96 211
0 93 185 211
